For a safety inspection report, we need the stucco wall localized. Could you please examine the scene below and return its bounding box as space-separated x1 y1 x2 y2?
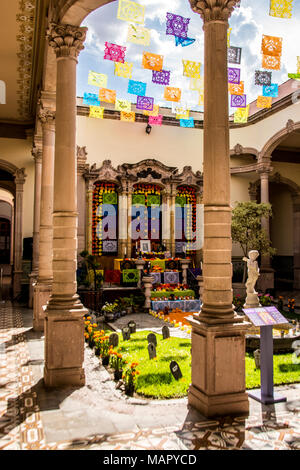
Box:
0 137 34 238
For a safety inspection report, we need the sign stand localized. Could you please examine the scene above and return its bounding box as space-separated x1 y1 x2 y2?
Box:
243 306 288 405
248 325 286 404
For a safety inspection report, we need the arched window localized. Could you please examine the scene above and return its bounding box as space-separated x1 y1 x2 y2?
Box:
92 182 118 256
131 183 162 254
0 81 6 104
175 185 197 254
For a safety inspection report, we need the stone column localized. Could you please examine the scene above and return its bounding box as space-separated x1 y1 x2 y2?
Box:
292 195 300 289
44 23 88 387
248 182 258 202
170 185 176 257
29 146 42 308
33 109 55 331
118 187 128 258
258 168 274 291
180 258 190 285
13 168 26 298
86 178 94 254
77 146 88 255
161 189 171 251
195 190 203 268
187 0 249 417
135 259 146 288
127 188 132 258
143 275 153 311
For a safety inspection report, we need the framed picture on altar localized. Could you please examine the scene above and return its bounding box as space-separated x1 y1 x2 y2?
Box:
140 239 151 253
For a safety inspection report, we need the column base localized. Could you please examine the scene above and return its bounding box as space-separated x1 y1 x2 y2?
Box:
188 317 250 418
33 282 52 331
44 302 87 388
28 272 38 308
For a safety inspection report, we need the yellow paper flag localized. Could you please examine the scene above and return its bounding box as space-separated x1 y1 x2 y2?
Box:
117 0 145 24
269 0 293 19
120 111 135 122
115 98 131 112
88 71 108 88
89 106 105 119
182 60 201 79
127 24 151 46
189 77 204 91
114 62 133 79
227 28 232 47
234 105 249 123
143 104 159 117
176 109 190 120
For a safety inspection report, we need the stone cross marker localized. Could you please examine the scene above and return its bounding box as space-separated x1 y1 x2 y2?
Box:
122 327 130 341
162 325 170 339
147 333 157 347
128 321 136 334
170 361 182 380
109 332 119 348
148 342 157 359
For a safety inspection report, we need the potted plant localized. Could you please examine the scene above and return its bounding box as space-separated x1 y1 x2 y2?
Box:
102 302 116 322
117 298 128 316
123 362 140 396
110 351 127 381
99 335 110 365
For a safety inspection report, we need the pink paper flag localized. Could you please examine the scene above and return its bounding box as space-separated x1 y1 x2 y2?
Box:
149 115 163 126
104 42 126 63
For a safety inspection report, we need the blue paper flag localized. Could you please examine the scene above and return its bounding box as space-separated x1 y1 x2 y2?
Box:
83 92 100 106
128 80 147 96
180 118 194 128
262 84 278 98
175 36 196 47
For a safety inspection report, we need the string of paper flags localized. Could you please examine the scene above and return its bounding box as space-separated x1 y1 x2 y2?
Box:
83 0 297 128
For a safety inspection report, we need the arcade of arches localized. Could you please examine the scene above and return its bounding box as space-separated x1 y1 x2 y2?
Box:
1 0 300 420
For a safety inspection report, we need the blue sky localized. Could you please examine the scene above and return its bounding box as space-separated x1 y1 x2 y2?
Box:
77 0 300 113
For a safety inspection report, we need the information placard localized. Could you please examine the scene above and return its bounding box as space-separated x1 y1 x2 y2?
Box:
242 306 289 327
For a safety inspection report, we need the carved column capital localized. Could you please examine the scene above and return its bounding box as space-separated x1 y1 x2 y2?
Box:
14 168 27 186
48 23 88 60
32 146 43 163
189 0 241 22
38 108 55 129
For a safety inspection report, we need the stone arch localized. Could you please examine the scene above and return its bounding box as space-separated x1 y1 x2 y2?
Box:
56 0 116 25
259 119 300 162
230 144 259 160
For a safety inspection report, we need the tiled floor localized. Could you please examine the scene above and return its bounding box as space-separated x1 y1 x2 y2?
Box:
0 302 299 450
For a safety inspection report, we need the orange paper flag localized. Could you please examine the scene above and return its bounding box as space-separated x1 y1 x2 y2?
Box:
142 52 163 71
257 95 272 109
164 87 181 102
228 81 244 95
99 88 116 104
262 54 281 70
261 35 282 57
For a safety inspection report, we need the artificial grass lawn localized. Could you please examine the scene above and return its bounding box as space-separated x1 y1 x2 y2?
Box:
115 330 300 399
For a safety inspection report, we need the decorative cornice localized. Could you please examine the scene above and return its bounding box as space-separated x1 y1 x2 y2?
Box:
48 23 88 59
189 0 241 22
16 0 37 118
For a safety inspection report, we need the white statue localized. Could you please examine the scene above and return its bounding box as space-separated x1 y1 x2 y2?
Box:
243 250 260 308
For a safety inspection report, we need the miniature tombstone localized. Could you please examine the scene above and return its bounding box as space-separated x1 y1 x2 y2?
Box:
254 349 260 369
147 332 157 347
170 361 182 380
109 332 119 348
122 326 131 341
128 320 136 334
148 342 157 359
162 325 170 339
